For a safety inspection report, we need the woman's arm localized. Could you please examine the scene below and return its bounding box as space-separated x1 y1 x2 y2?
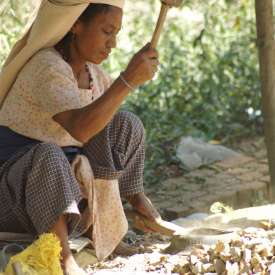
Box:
54 44 159 143
53 76 130 143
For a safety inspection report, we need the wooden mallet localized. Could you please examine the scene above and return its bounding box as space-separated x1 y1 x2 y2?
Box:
151 0 182 49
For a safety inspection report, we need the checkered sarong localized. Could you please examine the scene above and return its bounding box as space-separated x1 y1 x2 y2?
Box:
0 111 144 236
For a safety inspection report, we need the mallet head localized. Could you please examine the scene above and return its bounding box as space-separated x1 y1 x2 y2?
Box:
161 0 182 7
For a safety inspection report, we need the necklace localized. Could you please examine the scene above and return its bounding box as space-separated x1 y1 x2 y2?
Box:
85 64 94 90
85 64 95 101
75 64 94 100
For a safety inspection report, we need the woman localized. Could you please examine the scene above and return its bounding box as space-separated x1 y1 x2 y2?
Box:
0 0 160 274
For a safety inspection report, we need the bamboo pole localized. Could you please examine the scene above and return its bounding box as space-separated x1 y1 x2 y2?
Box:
255 0 275 200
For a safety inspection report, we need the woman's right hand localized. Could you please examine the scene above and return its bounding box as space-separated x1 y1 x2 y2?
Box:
122 43 159 88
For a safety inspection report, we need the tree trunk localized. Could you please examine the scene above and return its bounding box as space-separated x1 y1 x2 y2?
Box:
255 0 275 200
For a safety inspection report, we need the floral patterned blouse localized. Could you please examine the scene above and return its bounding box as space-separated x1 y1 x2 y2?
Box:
0 47 112 147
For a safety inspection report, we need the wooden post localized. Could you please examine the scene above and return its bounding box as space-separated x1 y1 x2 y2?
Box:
255 0 275 200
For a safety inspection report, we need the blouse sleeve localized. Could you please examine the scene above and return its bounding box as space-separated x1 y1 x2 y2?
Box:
33 61 81 116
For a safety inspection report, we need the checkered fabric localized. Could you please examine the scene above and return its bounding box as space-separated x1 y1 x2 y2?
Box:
0 111 145 236
84 111 145 197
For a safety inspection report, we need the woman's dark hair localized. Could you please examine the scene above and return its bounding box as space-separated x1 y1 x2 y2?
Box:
78 3 111 23
56 4 111 61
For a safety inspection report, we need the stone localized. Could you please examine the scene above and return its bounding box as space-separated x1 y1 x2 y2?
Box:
227 167 250 175
261 175 271 183
237 172 264 182
243 248 252 263
230 247 242 261
251 254 261 268
176 136 239 170
255 244 271 257
172 263 190 274
255 164 269 174
202 263 215 273
226 261 239 275
216 155 255 169
163 206 193 220
269 263 275 274
254 149 267 159
192 261 203 274
190 255 199 265
94 272 162 275
214 241 225 253
214 258 225 273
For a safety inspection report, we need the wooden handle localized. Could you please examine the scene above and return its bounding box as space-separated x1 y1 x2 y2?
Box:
151 3 170 49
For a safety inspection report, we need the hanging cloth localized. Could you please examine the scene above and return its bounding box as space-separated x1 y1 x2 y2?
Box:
0 0 124 108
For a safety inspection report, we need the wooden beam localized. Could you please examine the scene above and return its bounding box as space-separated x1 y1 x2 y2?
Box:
255 0 275 200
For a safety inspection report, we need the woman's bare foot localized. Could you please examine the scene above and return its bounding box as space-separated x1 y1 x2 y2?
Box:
63 254 87 275
49 215 88 275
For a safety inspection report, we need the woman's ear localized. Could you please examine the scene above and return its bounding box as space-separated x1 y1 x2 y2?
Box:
71 20 83 35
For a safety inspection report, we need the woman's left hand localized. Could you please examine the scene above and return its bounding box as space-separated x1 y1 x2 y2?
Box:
127 192 161 222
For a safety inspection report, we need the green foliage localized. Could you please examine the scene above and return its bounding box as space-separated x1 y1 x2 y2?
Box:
108 0 261 184
0 0 261 185
0 0 36 65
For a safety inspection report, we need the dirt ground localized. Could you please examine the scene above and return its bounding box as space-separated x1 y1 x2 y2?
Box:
86 136 274 274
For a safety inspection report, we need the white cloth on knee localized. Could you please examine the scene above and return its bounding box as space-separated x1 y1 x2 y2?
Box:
71 154 128 260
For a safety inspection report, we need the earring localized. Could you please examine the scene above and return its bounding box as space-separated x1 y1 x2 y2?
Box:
71 32 77 42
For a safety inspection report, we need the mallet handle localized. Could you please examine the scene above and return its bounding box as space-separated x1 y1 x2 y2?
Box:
151 3 170 49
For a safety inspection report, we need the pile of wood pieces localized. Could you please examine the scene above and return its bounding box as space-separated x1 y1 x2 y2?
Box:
172 227 275 274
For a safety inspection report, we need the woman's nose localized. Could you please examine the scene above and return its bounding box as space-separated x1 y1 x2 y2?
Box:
108 35 117 49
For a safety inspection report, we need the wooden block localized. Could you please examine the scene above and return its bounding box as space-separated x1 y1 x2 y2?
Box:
69 237 91 253
74 248 98 268
12 262 24 275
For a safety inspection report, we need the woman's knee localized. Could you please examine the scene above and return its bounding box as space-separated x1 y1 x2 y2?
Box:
114 111 145 137
32 142 67 166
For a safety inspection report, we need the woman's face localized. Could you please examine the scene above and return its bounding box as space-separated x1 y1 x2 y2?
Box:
73 7 123 64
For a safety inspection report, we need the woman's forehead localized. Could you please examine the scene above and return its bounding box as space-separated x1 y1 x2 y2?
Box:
92 7 123 30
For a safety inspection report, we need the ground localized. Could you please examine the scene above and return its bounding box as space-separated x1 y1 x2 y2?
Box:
147 136 270 220
84 135 274 274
